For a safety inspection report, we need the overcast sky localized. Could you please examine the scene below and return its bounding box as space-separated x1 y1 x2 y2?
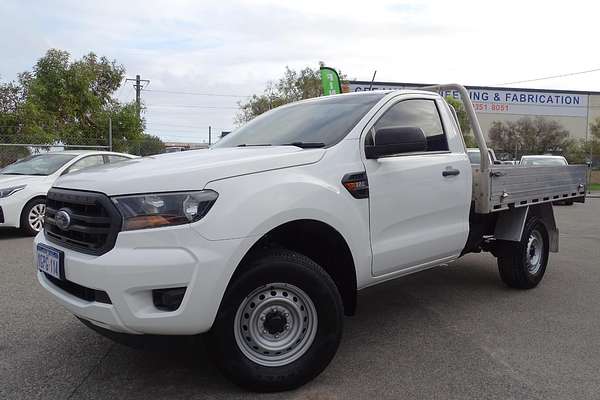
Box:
1 0 599 143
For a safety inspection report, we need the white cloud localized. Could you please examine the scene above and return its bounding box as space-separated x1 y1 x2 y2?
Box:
1 0 599 142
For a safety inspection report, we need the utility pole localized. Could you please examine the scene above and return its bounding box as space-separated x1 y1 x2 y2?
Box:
125 74 150 119
208 126 212 145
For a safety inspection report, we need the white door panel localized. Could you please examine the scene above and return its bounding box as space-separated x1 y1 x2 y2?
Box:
368 152 470 276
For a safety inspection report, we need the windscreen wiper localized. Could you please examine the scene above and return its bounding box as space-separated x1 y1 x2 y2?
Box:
236 143 272 147
282 142 326 149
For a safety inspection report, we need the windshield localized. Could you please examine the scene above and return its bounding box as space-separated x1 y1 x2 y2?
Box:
0 153 77 176
214 93 386 148
467 151 481 164
521 157 567 166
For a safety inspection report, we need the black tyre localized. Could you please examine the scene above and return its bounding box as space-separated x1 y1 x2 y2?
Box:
497 216 549 289
208 249 344 392
20 198 46 236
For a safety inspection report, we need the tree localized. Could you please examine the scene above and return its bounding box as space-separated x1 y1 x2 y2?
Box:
445 96 477 148
489 117 571 157
135 134 165 156
0 49 144 150
235 66 329 124
562 138 589 164
591 117 600 142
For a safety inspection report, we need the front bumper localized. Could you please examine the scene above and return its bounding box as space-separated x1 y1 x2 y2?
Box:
0 195 24 228
35 225 249 335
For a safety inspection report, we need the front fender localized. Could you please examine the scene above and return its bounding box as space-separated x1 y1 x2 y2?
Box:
193 167 372 282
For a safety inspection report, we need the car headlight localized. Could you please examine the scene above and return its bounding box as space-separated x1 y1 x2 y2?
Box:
112 190 218 231
0 185 26 198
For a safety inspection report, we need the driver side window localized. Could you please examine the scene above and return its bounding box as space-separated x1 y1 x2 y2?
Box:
370 99 448 152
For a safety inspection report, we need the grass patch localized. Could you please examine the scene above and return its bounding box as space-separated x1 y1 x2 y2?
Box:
589 183 600 191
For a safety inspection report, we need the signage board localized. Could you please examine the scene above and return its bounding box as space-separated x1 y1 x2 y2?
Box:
348 82 589 117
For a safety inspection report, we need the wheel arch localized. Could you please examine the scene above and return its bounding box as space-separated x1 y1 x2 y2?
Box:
18 194 47 228
493 204 558 252
230 219 358 316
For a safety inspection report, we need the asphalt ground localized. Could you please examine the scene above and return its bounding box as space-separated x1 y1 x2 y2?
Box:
1 200 599 400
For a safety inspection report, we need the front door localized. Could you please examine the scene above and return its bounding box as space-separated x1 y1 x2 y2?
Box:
364 97 471 277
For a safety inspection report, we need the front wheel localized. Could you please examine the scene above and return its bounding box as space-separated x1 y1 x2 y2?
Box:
497 216 549 289
208 249 343 392
20 198 46 236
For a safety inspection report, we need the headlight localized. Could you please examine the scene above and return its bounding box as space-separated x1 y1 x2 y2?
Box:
0 185 26 198
112 190 218 231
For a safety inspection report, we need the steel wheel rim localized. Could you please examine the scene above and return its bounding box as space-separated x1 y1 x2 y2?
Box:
234 282 318 367
28 203 46 232
526 229 544 274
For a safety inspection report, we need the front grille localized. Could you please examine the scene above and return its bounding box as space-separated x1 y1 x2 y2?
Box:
0 206 4 223
44 188 122 255
44 272 112 304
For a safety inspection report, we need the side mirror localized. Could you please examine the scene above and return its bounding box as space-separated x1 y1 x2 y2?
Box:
365 126 427 159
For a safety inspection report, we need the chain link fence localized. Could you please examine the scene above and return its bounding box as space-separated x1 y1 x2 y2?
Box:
0 133 165 168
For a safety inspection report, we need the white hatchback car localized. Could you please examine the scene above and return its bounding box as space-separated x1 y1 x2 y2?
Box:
0 150 136 235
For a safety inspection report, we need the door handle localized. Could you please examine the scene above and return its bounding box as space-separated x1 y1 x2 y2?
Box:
442 168 460 177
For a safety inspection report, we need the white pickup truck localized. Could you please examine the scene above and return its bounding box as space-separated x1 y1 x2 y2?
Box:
34 84 587 392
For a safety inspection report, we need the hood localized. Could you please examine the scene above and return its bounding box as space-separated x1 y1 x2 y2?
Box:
0 174 49 188
54 146 325 196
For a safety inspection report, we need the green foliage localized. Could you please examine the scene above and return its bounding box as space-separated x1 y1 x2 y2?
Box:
562 138 590 164
489 117 571 156
591 117 600 141
444 96 477 148
135 134 165 156
0 49 144 150
235 66 327 125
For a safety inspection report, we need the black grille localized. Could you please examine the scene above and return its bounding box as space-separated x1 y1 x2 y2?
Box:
0 206 4 223
44 188 122 255
44 273 111 304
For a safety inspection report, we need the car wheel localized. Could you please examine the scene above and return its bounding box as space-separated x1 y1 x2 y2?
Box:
208 249 344 392
21 198 46 236
497 216 549 289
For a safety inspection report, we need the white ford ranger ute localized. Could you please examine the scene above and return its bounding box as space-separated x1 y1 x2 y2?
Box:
34 84 587 392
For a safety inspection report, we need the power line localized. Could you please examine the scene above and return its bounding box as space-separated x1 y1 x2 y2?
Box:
142 88 251 98
146 123 211 129
145 104 239 110
498 67 600 85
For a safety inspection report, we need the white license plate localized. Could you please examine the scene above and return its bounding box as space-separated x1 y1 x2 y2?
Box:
37 244 64 280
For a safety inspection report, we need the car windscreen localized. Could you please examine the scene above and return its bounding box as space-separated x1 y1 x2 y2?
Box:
213 93 386 148
0 154 77 176
521 158 566 166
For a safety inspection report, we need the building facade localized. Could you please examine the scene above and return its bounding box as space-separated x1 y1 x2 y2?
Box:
348 81 600 142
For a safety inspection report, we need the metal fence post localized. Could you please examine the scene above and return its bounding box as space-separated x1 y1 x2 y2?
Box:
109 117 113 151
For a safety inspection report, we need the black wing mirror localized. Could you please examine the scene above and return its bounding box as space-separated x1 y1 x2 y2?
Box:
365 126 427 159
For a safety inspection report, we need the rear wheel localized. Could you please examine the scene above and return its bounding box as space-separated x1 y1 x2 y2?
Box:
20 198 46 236
208 249 343 392
497 216 549 289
